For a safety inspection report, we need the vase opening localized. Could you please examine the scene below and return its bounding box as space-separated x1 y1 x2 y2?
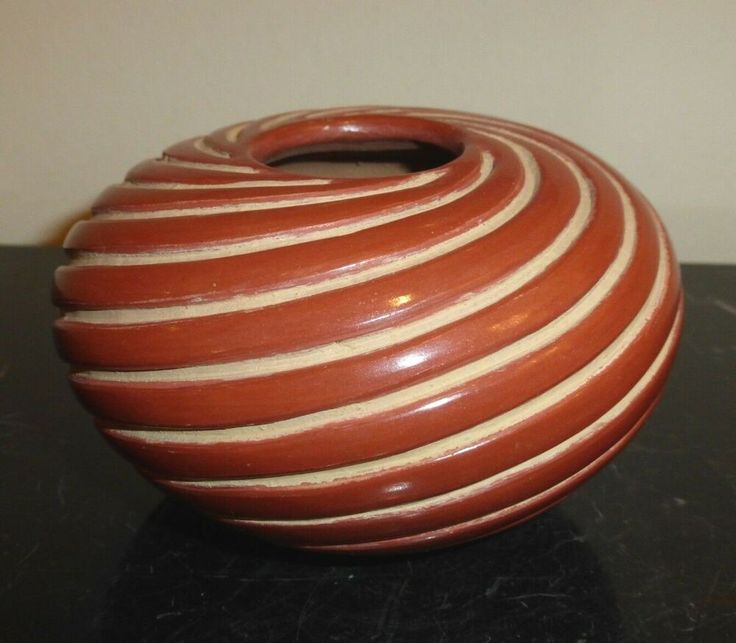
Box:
264 139 458 179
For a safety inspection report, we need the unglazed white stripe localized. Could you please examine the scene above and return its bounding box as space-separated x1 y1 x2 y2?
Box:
65 153 493 311
81 137 592 381
298 416 651 549
118 178 334 190
301 106 388 120
222 304 681 526
193 137 231 158
72 150 493 268
168 230 669 489
92 164 451 220
105 163 641 443
304 450 626 552
160 156 259 174
224 123 251 142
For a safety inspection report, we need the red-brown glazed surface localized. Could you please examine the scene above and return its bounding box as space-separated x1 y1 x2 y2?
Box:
54 107 683 554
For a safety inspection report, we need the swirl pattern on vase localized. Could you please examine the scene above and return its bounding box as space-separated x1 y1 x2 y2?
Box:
54 107 683 553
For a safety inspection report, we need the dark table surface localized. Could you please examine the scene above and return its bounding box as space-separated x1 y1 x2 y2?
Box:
1 247 734 643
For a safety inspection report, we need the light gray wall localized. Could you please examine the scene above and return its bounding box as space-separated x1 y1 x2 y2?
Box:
2 1 734 262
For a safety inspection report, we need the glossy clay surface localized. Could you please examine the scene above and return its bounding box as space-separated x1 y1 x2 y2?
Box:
54 107 683 553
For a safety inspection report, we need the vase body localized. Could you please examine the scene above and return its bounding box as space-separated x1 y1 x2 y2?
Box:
54 107 682 554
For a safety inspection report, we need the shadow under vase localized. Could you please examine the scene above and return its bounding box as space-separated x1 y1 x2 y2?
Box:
92 497 624 642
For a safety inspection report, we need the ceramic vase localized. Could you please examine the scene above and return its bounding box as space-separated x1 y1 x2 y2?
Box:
54 107 683 553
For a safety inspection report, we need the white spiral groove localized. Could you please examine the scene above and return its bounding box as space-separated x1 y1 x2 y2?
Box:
229 308 681 527
92 164 451 220
161 217 668 486
104 169 640 439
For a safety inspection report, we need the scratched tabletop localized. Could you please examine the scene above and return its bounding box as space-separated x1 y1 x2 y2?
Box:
1 247 734 643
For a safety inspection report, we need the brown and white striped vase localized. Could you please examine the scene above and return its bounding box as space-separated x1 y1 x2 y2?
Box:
54 107 683 554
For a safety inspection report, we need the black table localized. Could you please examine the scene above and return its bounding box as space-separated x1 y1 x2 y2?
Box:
1 247 734 643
